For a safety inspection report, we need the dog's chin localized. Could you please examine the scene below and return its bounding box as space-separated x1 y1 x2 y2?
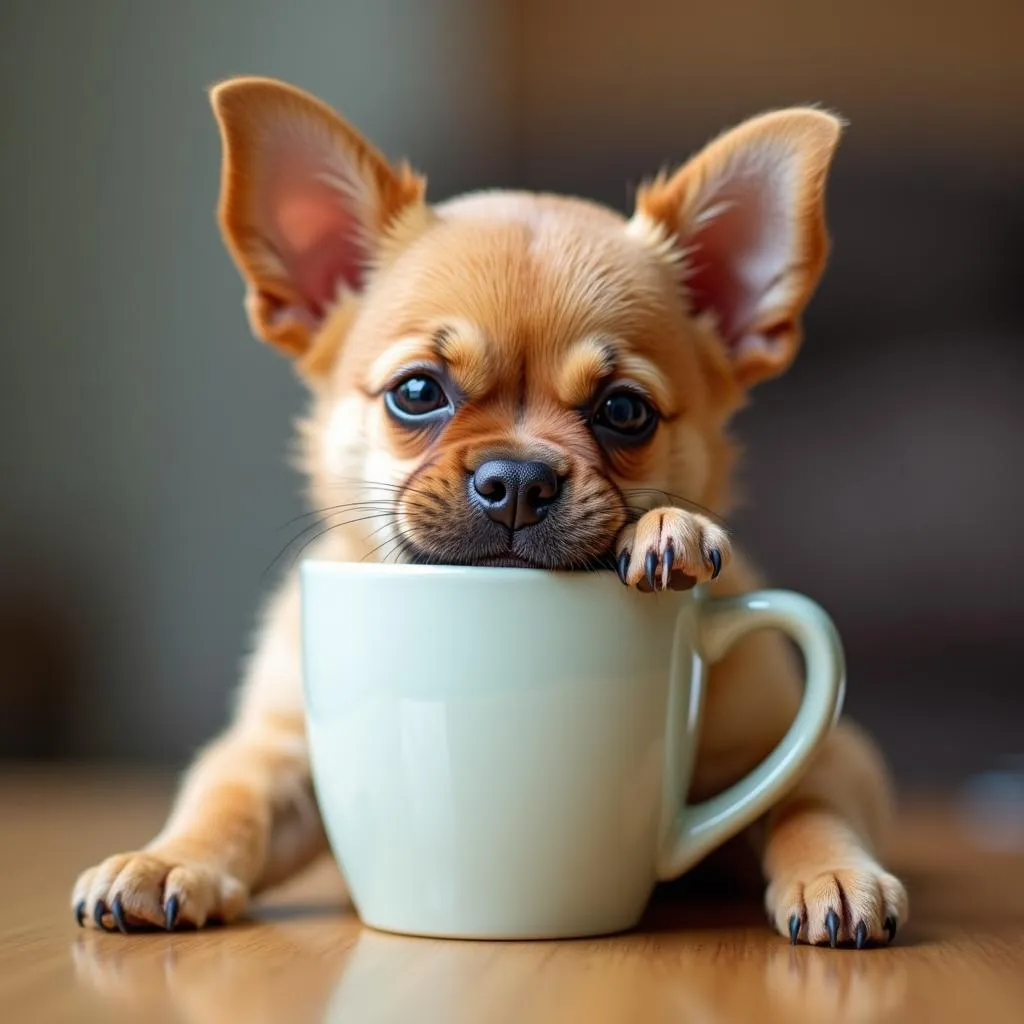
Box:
467 554 549 569
402 544 612 572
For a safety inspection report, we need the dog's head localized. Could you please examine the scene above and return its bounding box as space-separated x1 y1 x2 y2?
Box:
211 79 841 569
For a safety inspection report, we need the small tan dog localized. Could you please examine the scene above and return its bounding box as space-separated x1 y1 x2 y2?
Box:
72 78 907 947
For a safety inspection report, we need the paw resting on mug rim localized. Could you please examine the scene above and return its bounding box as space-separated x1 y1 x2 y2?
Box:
615 507 729 592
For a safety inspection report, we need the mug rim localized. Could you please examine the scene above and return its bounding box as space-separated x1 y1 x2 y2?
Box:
301 559 589 582
300 559 705 598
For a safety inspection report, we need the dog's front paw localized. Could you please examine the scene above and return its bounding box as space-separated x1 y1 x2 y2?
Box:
766 862 908 948
615 507 729 591
72 848 248 933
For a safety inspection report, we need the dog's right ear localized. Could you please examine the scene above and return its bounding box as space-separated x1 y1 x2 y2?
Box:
211 77 427 357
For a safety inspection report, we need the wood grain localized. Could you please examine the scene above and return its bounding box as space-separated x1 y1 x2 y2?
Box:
2 767 1023 1023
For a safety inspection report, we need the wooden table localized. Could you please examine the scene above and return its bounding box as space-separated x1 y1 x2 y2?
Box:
2 767 1023 1023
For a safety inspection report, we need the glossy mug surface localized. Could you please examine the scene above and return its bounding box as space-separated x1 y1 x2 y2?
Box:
301 562 844 939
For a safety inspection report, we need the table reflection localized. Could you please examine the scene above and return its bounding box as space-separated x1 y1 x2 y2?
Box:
71 915 919 1024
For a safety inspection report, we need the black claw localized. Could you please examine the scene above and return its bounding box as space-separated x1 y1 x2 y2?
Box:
825 909 840 948
93 899 114 932
789 914 801 945
885 916 898 944
75 899 86 927
661 542 674 589
165 894 180 931
855 921 868 949
708 548 722 579
644 550 658 592
111 895 129 935
616 549 630 585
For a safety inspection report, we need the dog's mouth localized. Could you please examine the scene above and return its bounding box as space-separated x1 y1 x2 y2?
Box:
468 554 547 569
393 479 627 573
403 543 612 573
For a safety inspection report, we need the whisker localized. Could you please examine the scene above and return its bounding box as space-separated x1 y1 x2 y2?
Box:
287 510 410 573
361 516 404 544
378 527 416 565
323 477 439 502
280 527 335 573
287 510 394 550
262 511 397 581
278 502 395 529
277 496 434 530
621 488 724 523
384 536 409 564
361 530 409 564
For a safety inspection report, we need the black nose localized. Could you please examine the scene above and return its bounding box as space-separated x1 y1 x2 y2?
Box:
470 459 560 530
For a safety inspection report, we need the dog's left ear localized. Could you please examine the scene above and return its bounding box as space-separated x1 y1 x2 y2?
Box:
630 109 843 387
210 77 427 357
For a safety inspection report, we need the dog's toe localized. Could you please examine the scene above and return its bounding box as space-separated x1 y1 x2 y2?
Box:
767 864 908 948
72 850 248 934
614 508 730 592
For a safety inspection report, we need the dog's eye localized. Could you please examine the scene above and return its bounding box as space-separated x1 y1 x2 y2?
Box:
386 374 451 422
593 389 657 442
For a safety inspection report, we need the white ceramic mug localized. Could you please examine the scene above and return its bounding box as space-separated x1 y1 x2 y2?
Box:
301 562 844 940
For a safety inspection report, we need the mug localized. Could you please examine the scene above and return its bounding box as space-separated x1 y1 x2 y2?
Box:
301 562 844 939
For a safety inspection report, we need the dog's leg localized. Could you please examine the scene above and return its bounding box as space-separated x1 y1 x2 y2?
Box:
762 722 908 947
665 542 909 949
71 576 326 932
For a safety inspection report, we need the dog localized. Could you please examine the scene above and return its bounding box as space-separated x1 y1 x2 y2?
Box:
71 77 907 947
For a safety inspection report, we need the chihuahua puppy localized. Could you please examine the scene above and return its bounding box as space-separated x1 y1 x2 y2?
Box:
72 78 906 947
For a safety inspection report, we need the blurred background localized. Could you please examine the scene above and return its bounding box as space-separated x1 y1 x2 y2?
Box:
2 0 1022 787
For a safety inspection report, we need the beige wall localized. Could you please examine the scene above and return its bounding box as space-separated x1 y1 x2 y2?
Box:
518 0 1024 173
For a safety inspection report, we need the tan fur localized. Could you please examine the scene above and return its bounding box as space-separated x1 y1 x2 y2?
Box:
72 80 905 946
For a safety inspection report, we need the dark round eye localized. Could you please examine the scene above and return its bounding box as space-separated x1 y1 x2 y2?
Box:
386 374 450 421
594 389 657 441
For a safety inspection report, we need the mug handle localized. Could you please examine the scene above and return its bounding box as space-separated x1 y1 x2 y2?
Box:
655 589 846 880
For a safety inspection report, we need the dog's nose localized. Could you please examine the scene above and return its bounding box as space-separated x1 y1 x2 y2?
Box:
470 459 560 530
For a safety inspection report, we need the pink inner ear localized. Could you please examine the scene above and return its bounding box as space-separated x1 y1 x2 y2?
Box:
684 174 789 353
271 165 366 317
